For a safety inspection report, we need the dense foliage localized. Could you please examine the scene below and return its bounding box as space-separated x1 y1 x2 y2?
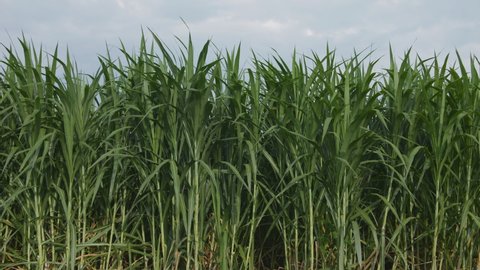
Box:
1 33 480 269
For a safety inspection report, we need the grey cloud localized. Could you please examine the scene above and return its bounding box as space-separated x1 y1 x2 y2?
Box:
1 0 479 73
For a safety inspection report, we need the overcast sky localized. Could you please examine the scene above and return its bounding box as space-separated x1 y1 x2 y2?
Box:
1 0 479 73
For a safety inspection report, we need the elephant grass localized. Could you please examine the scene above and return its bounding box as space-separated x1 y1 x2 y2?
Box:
1 33 480 269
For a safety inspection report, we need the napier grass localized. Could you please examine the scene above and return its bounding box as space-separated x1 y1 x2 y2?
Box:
1 33 480 269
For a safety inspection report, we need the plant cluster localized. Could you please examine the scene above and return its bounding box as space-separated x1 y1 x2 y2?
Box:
1 33 480 269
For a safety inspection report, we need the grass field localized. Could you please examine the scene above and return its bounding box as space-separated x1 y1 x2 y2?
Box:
1 33 480 269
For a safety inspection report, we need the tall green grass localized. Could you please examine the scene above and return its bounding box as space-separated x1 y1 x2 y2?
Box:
1 33 480 269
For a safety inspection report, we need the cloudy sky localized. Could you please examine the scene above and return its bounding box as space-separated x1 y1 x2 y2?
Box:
1 0 479 72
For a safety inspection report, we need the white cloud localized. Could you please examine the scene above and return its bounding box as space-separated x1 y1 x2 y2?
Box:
302 27 359 42
177 16 297 38
260 19 287 32
1 0 479 72
305 28 315 37
115 0 125 9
